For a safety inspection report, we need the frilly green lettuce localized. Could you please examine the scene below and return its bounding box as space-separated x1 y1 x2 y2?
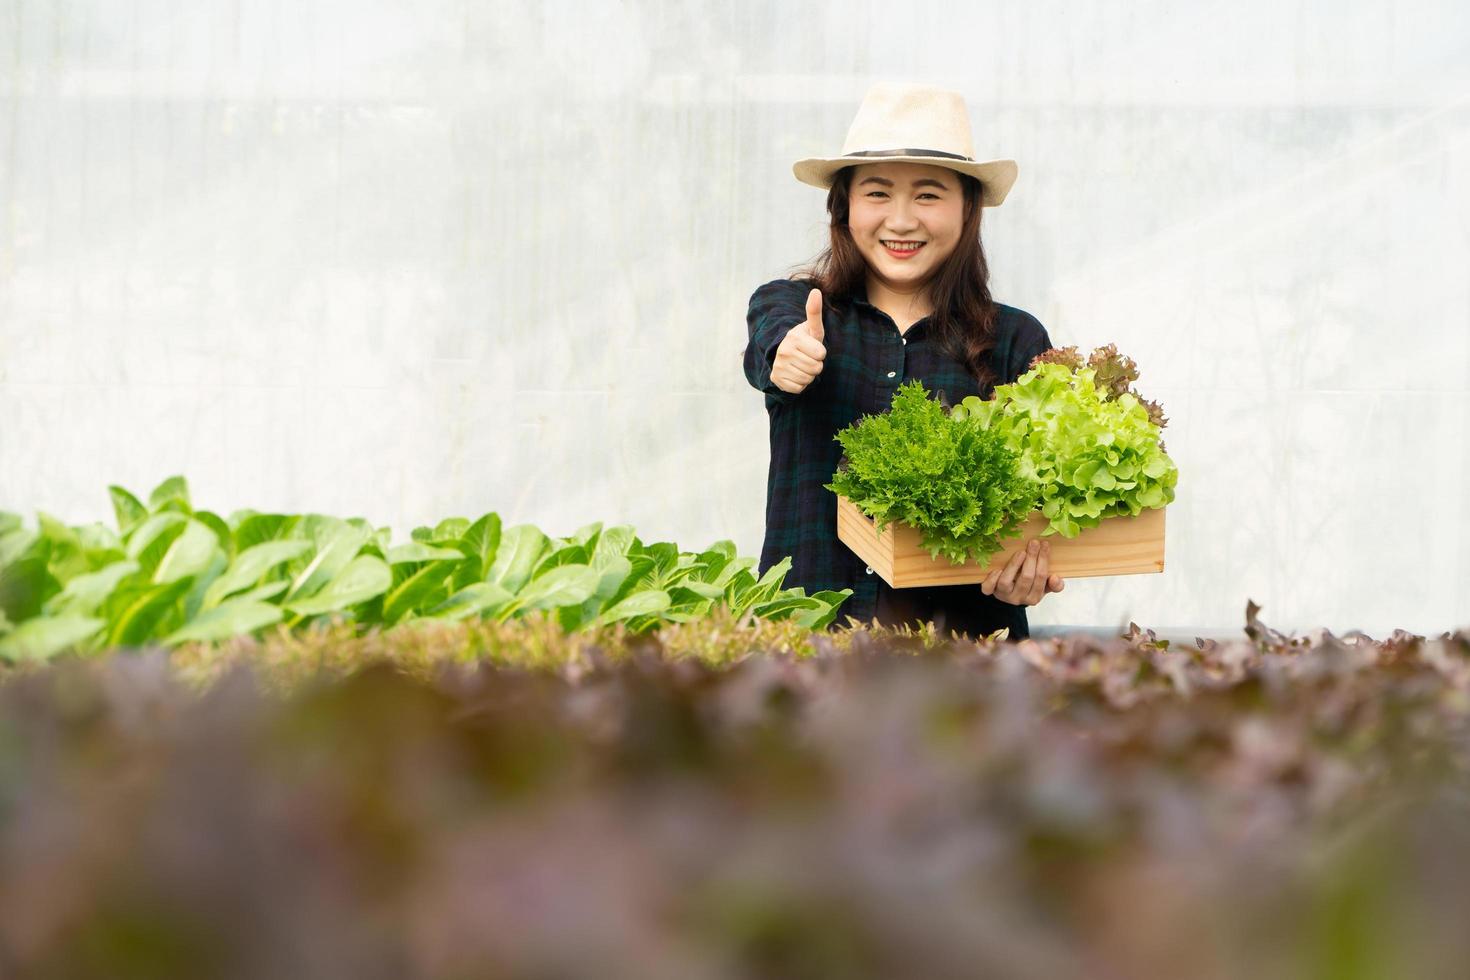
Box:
824 382 1037 566
952 361 1178 538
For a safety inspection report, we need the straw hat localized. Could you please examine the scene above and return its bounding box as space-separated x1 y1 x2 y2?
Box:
792 82 1018 207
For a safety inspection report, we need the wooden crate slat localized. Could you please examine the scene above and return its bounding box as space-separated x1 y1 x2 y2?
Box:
835 495 1165 588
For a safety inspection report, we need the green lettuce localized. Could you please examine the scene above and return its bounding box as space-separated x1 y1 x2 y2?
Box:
953 357 1178 538
825 382 1037 565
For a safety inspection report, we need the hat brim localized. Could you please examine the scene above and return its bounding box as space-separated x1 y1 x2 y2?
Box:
792 156 1018 207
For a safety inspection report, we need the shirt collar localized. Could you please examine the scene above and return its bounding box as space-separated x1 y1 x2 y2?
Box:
853 282 930 338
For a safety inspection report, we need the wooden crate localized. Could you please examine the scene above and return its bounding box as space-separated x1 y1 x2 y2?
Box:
835 494 1165 588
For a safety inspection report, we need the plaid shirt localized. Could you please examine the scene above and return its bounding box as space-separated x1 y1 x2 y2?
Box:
743 277 1054 638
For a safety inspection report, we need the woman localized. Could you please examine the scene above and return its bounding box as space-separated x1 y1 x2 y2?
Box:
742 82 1065 639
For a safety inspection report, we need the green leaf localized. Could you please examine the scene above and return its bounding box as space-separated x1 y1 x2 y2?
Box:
193 510 234 553
485 525 549 594
284 555 392 617
424 582 514 621
0 557 58 623
147 475 192 514
233 513 291 551
202 540 312 608
750 557 793 603
382 560 457 624
558 556 635 631
108 485 148 535
153 519 224 584
463 512 502 564
164 599 284 645
567 521 603 548
638 541 679 574
666 586 717 618
35 514 85 575
722 568 757 607
74 523 125 567
709 556 757 591
285 521 372 602
183 547 227 626
752 593 823 625
234 580 289 604
0 615 105 662
515 564 600 611
693 541 737 582
125 512 187 564
0 527 39 567
673 579 725 600
385 542 466 565
596 589 671 625
599 554 657 611
532 543 590 577
452 513 502 591
432 517 471 540
591 525 635 565
1137 483 1166 508
791 590 853 630
44 560 142 616
650 555 707 591
107 578 193 647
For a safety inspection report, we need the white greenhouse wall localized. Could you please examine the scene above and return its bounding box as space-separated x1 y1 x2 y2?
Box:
1 0 1467 635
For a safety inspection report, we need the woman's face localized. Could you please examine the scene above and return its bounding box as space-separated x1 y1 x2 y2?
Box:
846 161 967 295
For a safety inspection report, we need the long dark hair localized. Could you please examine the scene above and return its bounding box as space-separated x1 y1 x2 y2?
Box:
793 165 999 390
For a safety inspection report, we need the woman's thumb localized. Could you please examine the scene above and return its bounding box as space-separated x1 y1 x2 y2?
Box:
805 289 824 341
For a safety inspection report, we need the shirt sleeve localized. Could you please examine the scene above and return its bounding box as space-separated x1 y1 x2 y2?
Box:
743 278 817 405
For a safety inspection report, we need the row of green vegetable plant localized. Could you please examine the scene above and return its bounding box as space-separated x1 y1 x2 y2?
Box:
0 477 851 661
827 344 1179 564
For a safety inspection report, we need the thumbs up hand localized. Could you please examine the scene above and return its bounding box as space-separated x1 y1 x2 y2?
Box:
770 289 827 394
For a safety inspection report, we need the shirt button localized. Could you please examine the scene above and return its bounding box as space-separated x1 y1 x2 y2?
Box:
901 338 908 345
865 566 873 574
886 371 896 379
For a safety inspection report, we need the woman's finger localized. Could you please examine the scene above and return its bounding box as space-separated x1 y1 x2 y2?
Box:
992 543 1031 605
996 545 1026 596
1011 541 1039 602
780 366 813 388
787 351 823 375
1046 574 1065 593
775 366 816 393
790 330 827 361
1024 542 1050 605
980 568 1001 597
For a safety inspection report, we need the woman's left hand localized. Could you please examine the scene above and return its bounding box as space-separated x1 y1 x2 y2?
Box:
981 539 1065 606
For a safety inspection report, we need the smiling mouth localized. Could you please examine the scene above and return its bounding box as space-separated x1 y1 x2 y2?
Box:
881 241 925 253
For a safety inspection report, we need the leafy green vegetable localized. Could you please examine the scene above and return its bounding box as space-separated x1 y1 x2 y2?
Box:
829 348 1178 563
825 381 1037 565
0 477 852 660
284 555 393 617
954 352 1178 538
164 599 283 645
1029 343 1168 429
